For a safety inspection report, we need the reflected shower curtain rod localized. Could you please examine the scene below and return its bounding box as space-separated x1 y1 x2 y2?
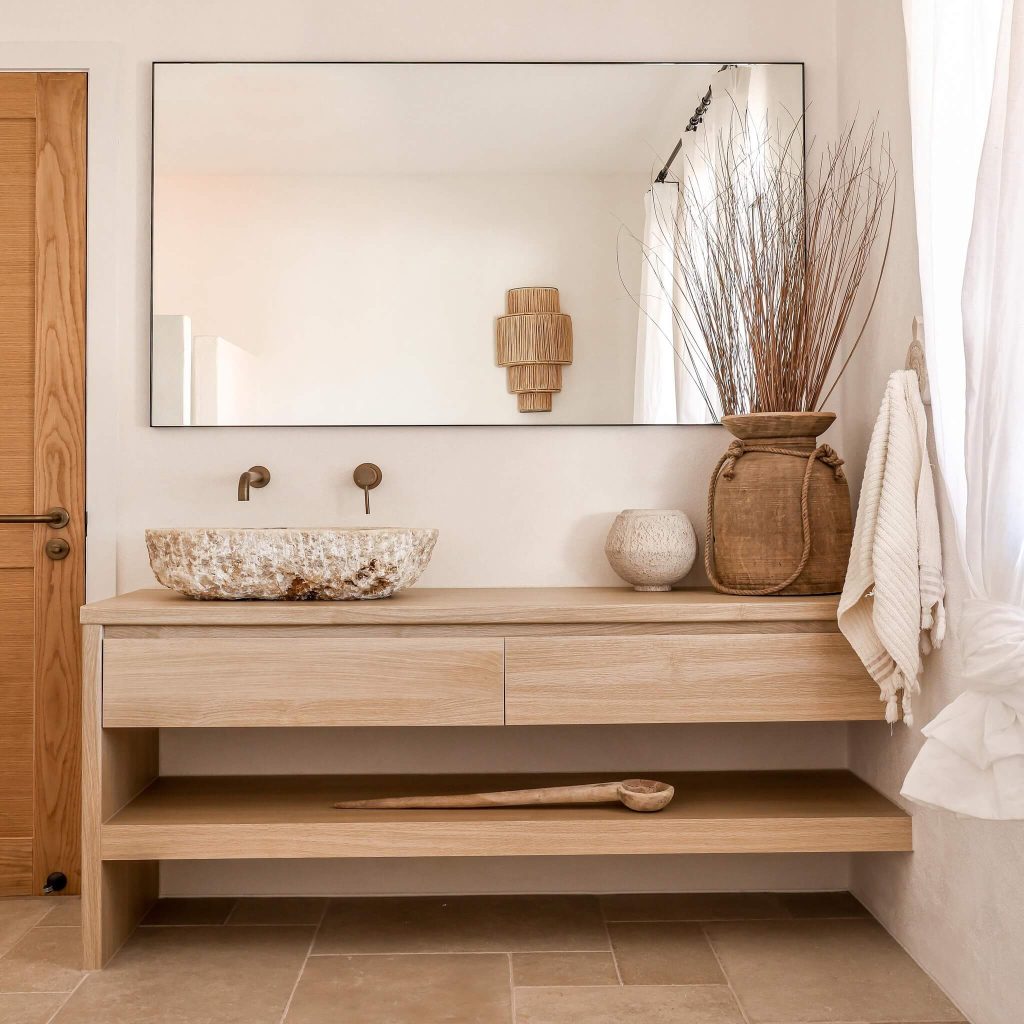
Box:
654 63 745 184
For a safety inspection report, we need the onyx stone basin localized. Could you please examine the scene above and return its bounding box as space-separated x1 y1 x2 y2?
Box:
145 527 438 600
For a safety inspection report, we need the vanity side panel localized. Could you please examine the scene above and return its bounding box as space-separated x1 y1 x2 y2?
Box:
81 624 103 966
82 624 159 968
505 632 881 724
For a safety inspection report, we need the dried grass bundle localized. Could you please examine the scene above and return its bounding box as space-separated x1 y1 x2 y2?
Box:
632 114 896 418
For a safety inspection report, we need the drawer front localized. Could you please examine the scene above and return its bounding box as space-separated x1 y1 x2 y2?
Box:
102 637 504 727
505 633 879 724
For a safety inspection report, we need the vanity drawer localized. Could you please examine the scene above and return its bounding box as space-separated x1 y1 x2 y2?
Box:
504 633 879 724
102 637 504 727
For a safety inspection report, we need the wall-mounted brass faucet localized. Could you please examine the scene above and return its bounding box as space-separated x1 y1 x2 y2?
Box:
353 463 382 514
238 465 271 502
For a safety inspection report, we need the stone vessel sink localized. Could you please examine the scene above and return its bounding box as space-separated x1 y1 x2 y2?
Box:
145 527 438 600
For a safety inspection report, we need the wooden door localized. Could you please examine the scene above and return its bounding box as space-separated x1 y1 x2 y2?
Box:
0 73 86 895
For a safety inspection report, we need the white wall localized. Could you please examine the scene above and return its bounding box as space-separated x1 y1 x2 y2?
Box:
1 0 851 898
0 0 839 601
154 171 645 424
836 4 1024 1024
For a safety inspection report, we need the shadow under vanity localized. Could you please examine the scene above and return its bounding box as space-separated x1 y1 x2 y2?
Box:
79 587 910 968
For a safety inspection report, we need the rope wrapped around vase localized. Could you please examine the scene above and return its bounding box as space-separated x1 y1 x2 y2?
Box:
704 440 847 596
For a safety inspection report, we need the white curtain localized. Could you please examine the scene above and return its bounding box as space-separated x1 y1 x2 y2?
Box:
633 182 690 423
633 67 751 424
900 0 1024 818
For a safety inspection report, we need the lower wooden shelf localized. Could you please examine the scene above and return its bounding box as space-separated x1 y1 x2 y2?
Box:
101 770 911 860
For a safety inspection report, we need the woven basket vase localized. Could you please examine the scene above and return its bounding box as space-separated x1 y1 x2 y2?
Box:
705 412 853 596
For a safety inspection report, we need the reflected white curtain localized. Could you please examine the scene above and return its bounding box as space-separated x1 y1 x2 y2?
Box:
633 183 688 423
633 67 750 424
900 0 1024 818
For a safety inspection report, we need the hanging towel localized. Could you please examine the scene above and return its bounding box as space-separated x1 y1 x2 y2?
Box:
838 370 945 725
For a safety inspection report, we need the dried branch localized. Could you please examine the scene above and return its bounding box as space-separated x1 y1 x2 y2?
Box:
629 112 896 417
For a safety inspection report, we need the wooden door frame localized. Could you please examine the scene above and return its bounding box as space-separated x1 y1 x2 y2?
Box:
0 72 87 894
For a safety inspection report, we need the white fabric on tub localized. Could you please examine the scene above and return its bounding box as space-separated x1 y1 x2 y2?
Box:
905 601 1024 817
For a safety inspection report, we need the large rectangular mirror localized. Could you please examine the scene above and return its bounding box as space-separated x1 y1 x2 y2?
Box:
152 62 803 426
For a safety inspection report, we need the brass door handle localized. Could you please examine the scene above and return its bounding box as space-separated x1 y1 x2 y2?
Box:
0 507 70 528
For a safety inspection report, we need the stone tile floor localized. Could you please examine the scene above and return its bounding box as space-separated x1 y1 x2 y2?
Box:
0 892 967 1023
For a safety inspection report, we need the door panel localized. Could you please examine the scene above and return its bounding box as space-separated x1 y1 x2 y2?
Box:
32 73 87 895
0 572 33 839
0 72 86 895
0 118 34 514
0 81 37 897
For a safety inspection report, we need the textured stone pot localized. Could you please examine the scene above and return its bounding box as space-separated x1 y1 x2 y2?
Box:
604 509 697 592
705 411 852 596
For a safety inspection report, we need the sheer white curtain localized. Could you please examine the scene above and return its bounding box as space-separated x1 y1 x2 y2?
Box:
633 67 750 424
633 182 689 423
901 0 1024 818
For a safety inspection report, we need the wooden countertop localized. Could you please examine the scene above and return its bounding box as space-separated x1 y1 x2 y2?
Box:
81 586 842 626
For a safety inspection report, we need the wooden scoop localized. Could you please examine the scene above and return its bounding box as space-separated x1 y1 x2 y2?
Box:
334 778 674 813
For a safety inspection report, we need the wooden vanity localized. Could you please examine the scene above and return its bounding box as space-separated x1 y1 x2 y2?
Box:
80 587 911 967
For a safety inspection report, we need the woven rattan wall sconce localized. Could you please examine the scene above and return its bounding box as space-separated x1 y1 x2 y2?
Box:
495 287 573 413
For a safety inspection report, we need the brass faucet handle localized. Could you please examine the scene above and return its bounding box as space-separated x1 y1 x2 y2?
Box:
238 465 271 502
353 463 382 515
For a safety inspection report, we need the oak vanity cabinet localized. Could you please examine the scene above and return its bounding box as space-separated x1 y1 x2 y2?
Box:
80 587 910 967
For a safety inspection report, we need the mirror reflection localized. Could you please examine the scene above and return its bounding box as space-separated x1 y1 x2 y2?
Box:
151 62 803 426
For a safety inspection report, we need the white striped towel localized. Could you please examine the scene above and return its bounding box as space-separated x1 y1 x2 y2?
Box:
838 370 945 725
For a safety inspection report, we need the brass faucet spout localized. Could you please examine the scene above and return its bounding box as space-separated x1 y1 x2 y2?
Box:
238 466 271 502
352 463 382 515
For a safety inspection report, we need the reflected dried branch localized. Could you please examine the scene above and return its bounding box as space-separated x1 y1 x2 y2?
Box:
628 112 896 417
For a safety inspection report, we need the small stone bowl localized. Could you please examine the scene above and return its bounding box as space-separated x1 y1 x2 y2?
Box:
604 509 697 592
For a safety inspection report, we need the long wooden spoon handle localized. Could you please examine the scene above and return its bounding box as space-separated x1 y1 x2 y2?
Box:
334 781 624 810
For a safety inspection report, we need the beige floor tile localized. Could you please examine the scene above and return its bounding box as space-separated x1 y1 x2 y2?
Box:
0 992 68 1024
514 984 744 1023
706 919 964 1022
511 951 619 987
778 891 869 918
0 927 83 993
53 925 312 1024
141 897 236 926
0 900 56 957
286 952 512 1024
600 892 789 922
315 895 608 954
608 922 724 984
228 897 327 926
39 899 81 927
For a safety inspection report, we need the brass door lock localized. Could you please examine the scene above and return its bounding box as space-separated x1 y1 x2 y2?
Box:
45 538 70 561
